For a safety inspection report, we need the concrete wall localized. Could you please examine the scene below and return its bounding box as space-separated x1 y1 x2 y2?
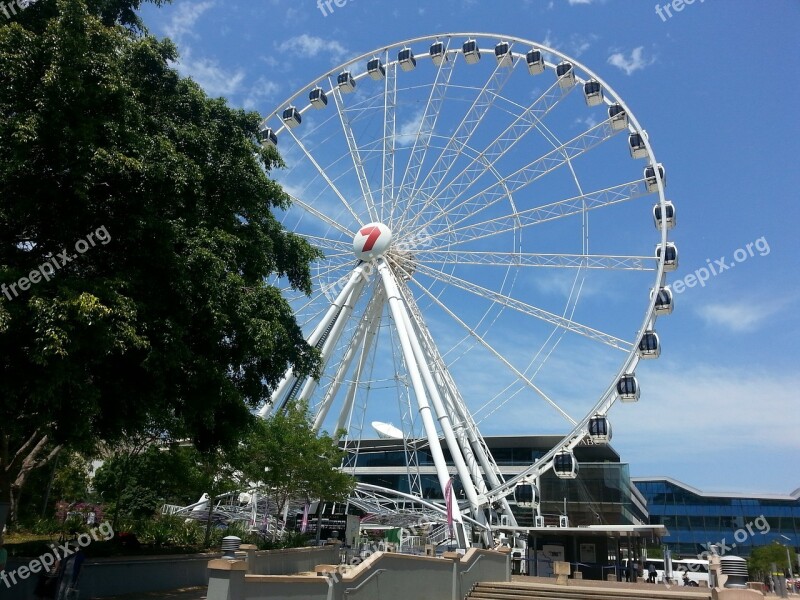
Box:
1 552 216 600
244 545 339 576
207 547 511 600
0 545 339 600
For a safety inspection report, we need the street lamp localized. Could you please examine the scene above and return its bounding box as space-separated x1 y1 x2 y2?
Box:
780 535 794 579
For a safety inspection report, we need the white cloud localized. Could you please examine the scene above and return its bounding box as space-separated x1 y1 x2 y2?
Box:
162 1 246 99
279 34 348 64
607 47 655 75
695 299 784 333
395 109 429 147
178 53 245 97
242 77 281 110
612 362 800 491
164 1 214 43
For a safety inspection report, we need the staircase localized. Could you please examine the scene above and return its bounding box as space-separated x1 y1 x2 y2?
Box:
466 579 712 600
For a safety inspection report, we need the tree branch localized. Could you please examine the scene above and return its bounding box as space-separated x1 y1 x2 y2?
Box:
6 430 45 475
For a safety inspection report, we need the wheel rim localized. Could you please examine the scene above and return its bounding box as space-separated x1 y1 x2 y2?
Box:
261 32 674 530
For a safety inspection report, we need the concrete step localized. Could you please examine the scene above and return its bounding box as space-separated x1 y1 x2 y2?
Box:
467 581 711 600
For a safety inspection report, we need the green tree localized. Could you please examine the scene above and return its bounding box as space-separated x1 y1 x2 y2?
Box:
0 0 320 529
236 404 354 537
749 544 797 579
93 440 209 523
12 449 92 526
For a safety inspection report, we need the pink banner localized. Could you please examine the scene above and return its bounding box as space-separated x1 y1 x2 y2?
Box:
301 502 309 533
445 477 454 538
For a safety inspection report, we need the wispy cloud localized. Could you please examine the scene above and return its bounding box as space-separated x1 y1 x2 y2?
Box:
607 46 655 75
395 109 428 147
612 363 800 491
695 298 784 332
179 55 245 97
537 31 598 59
162 1 246 98
279 34 349 64
242 76 281 110
164 1 214 42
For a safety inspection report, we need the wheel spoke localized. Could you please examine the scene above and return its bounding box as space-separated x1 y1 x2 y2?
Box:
381 54 397 221
412 117 623 235
392 41 457 228
423 180 650 248
284 126 364 227
426 77 575 214
328 77 379 223
413 250 657 271
398 45 518 230
413 262 633 351
288 193 354 238
402 265 577 426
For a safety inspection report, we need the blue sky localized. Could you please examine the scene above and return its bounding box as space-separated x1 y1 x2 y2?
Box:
137 0 800 495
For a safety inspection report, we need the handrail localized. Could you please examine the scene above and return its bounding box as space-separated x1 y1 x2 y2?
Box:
460 554 484 576
344 568 387 595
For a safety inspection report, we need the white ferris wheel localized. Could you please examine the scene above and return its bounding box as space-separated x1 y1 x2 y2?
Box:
257 33 677 548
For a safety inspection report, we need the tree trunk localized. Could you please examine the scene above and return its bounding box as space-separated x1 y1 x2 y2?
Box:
0 431 61 531
0 502 8 531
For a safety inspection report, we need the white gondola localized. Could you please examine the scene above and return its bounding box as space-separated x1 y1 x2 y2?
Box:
617 374 639 402
282 106 301 129
637 330 660 359
652 286 674 315
513 481 539 508
258 125 277 148
553 451 578 479
463 38 481 64
583 80 603 106
588 415 612 444
653 200 676 230
556 61 575 90
629 132 647 159
309 87 328 109
494 41 513 67
644 163 666 192
526 48 545 74
429 40 447 65
367 57 385 80
608 103 628 131
398 47 416 72
656 241 678 272
337 70 356 93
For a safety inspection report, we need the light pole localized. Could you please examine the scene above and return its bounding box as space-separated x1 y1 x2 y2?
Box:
780 535 794 579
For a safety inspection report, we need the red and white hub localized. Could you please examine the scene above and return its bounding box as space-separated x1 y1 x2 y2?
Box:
353 222 392 261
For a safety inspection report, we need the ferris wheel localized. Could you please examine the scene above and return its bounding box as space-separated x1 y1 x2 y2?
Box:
257 33 676 548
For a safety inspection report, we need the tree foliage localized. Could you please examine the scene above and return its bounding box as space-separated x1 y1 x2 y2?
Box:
236 404 354 519
93 443 215 521
749 544 797 578
0 0 320 527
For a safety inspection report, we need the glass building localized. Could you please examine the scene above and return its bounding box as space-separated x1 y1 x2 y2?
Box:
633 477 800 557
347 435 648 527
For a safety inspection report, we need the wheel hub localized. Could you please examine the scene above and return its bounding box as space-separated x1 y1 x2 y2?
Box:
353 222 392 261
